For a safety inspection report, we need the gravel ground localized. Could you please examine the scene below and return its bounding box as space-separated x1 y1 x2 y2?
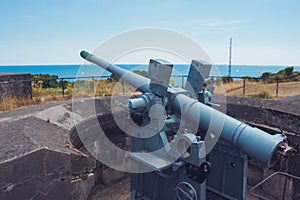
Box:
88 176 130 200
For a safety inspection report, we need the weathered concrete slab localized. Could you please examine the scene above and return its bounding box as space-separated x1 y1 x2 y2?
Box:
0 116 68 162
35 103 84 130
0 148 70 199
0 111 96 199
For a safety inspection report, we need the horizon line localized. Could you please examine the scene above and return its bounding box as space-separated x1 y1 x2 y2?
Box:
0 63 300 67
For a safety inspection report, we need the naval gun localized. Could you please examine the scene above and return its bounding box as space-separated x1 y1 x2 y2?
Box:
80 50 293 200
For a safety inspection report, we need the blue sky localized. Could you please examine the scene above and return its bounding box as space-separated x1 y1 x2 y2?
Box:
0 0 299 65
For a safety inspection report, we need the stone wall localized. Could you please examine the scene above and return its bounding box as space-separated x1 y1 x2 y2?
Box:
0 73 32 101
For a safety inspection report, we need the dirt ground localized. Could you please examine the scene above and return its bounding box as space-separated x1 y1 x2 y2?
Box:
88 176 130 200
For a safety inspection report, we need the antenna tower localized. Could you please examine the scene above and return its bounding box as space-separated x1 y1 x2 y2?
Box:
228 37 232 77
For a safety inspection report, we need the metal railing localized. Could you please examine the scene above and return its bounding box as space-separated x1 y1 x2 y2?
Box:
249 172 300 200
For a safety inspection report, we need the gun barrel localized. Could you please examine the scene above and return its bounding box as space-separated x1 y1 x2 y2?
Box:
80 50 286 167
172 93 285 167
80 50 150 93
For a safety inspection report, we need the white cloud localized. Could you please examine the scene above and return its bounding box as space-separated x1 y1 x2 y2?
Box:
161 18 250 32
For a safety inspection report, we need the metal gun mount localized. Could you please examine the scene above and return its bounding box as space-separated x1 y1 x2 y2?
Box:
80 50 294 200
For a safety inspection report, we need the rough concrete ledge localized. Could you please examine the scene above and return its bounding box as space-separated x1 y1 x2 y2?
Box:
0 116 69 162
1 148 70 199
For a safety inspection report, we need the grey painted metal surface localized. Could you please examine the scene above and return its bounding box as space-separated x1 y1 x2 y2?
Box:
0 115 96 200
185 60 211 98
206 140 248 200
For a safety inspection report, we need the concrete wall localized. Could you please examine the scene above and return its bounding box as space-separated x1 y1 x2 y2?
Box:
0 148 96 200
0 73 32 101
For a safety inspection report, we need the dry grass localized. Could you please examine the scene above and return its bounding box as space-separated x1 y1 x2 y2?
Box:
214 80 258 94
0 89 71 112
0 97 32 111
0 80 139 112
216 80 300 98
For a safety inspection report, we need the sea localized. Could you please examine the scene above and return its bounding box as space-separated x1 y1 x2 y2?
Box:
1 64 299 86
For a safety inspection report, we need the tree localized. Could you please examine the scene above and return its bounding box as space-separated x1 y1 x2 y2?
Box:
107 70 148 83
261 72 271 79
284 67 294 77
133 70 148 78
107 73 120 82
32 74 59 88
